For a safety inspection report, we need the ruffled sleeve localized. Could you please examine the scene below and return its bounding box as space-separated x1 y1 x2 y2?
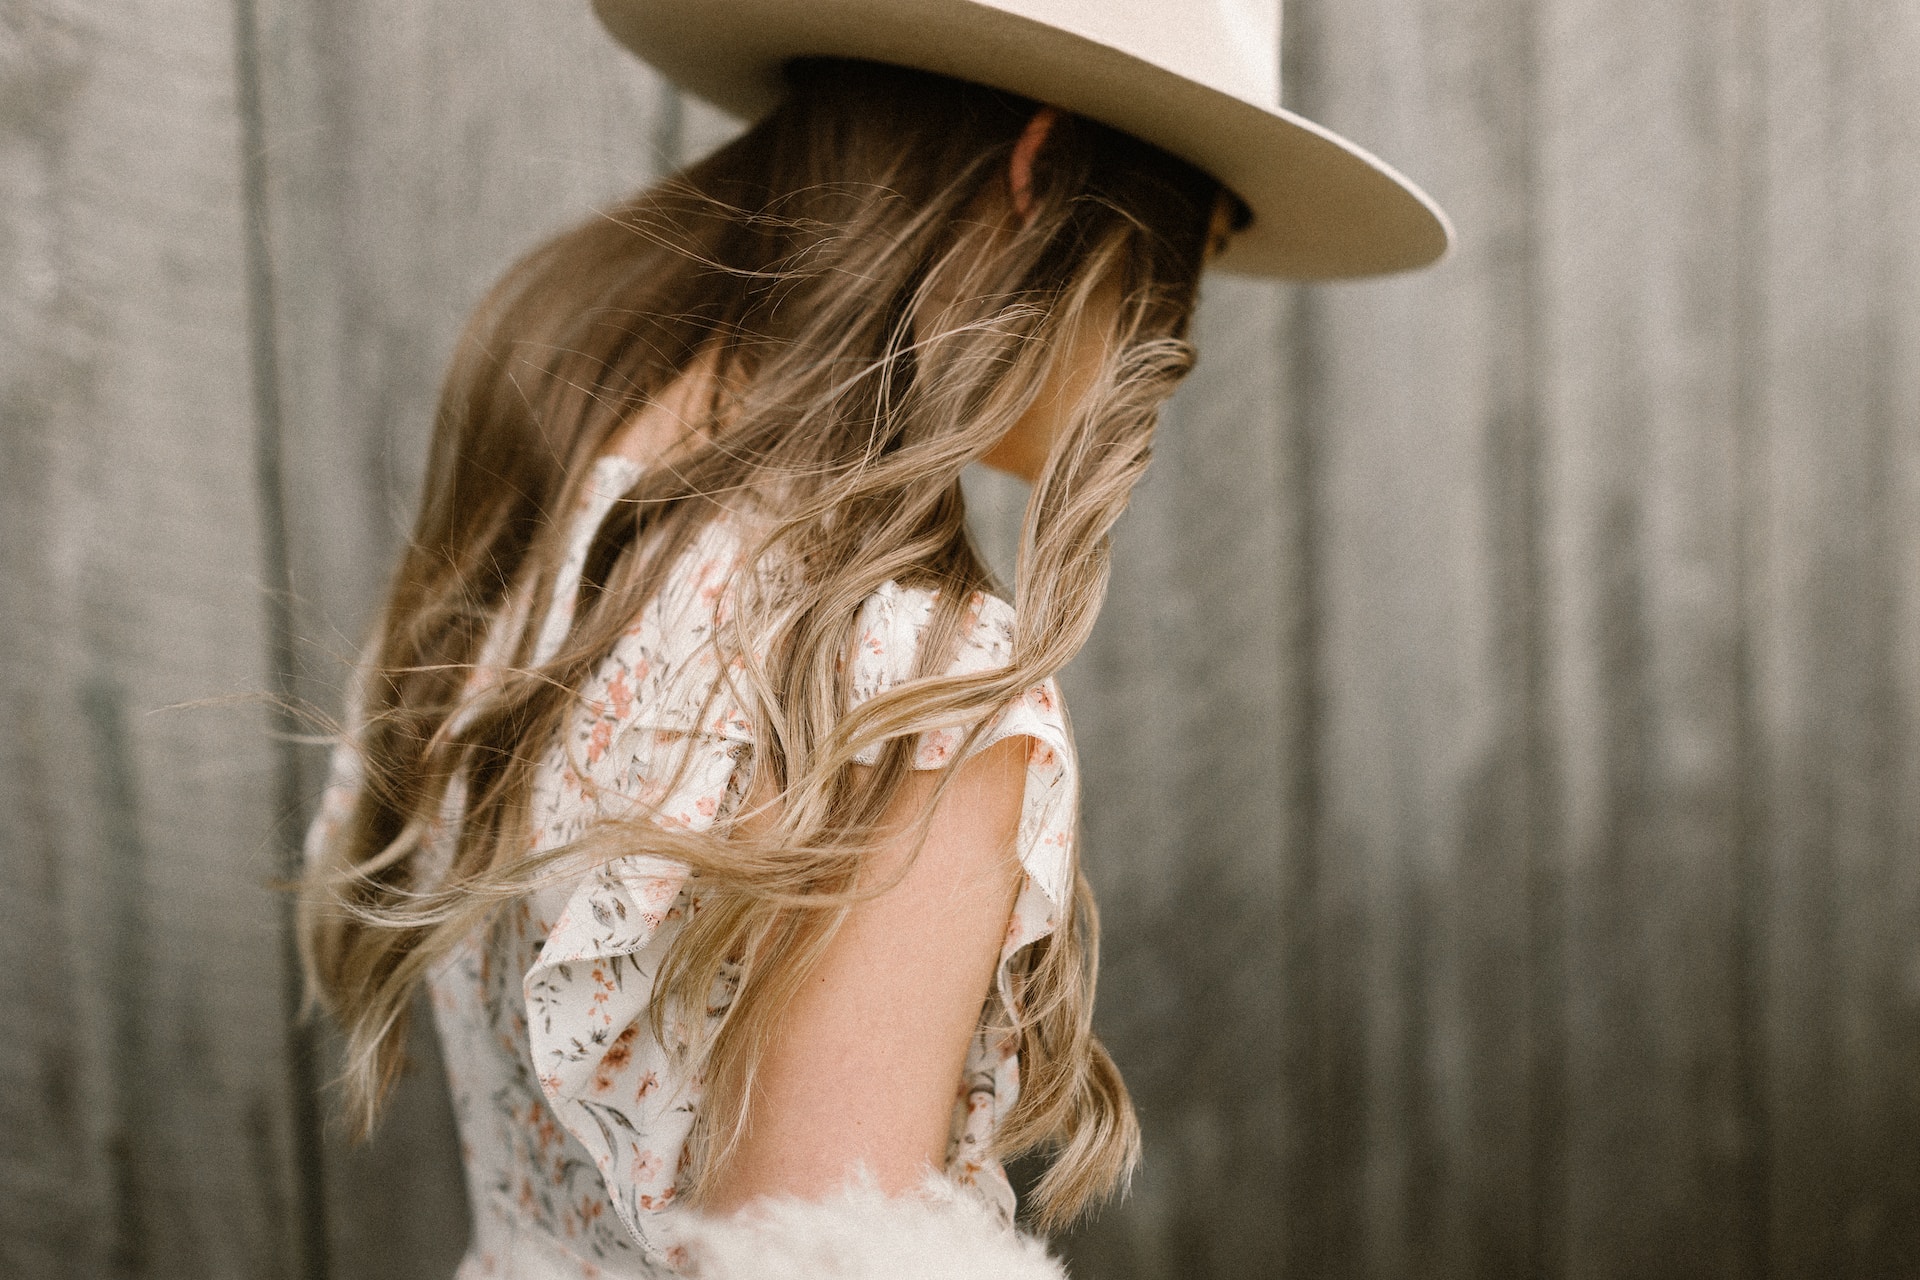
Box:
846 581 1075 940
517 524 756 1248
844 583 1078 1214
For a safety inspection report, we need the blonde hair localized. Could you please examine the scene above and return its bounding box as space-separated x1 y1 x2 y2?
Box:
300 58 1226 1229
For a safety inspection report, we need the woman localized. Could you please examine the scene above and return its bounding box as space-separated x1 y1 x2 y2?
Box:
300 3 1448 1276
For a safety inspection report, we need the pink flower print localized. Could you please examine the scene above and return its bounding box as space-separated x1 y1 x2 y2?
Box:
695 559 730 607
632 1149 664 1184
531 1105 564 1155
606 669 633 720
639 1187 678 1211
635 1069 659 1100
586 720 613 765
1028 739 1056 769
1028 684 1056 714
863 629 883 657
696 795 717 818
590 1024 638 1094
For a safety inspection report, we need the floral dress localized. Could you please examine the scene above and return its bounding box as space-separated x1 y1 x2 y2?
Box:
304 455 1080 1278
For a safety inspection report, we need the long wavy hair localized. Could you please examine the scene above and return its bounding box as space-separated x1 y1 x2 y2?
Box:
300 57 1227 1229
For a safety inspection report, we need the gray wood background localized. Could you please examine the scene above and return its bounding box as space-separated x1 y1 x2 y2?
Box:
4 1 1915 1276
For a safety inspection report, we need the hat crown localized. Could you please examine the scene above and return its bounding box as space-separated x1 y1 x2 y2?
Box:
974 0 1281 108
591 0 1449 276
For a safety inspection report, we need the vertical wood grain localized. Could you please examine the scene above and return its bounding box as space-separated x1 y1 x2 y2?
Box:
1749 4 1920 1274
1278 0 1560 1274
0 2 303 1276
1531 1 1758 1273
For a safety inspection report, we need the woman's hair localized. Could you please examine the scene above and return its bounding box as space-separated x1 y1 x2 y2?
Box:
301 57 1225 1228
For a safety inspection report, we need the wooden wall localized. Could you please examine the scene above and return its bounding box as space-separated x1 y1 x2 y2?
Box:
3 1 1915 1277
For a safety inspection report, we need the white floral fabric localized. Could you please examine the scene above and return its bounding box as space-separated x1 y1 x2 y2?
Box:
304 455 1079 1277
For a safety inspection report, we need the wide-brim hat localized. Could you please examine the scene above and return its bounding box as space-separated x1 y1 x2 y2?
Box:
592 0 1451 278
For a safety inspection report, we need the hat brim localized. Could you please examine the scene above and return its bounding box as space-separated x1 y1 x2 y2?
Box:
593 0 1451 278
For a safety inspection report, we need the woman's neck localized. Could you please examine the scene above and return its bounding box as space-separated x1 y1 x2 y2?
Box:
604 346 727 466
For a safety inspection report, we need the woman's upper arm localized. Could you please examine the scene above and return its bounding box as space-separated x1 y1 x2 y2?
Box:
698 734 1030 1213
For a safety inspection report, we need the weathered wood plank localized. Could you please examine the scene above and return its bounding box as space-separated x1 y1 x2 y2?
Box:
1750 4 1920 1275
1530 1 1760 1274
1271 2 1556 1276
0 2 303 1276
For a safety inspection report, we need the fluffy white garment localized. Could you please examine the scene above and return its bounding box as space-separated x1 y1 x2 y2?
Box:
667 1175 1070 1280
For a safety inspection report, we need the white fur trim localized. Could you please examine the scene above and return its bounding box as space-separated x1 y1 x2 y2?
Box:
666 1175 1068 1280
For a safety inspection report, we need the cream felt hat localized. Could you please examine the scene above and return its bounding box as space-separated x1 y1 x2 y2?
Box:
592 0 1451 278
